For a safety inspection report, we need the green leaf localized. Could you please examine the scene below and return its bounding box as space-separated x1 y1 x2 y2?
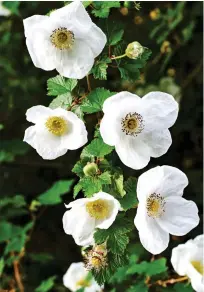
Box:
82 137 114 158
173 283 193 292
49 92 72 109
0 258 5 277
80 176 102 197
112 173 126 197
72 160 86 178
91 57 111 80
94 215 133 254
35 276 56 292
0 140 29 163
127 258 168 276
5 234 26 254
91 1 120 18
29 253 54 264
81 88 114 113
119 177 138 210
108 23 125 46
71 105 84 120
0 222 22 242
3 1 20 15
73 181 83 198
38 180 74 205
0 195 26 209
82 1 92 8
98 171 112 185
47 75 77 96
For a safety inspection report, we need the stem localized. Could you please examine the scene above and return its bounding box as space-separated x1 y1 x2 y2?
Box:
149 275 189 288
13 260 24 292
86 75 91 92
111 53 127 60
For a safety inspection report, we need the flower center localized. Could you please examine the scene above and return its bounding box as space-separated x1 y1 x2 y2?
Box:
86 199 110 220
76 278 91 288
191 261 204 275
45 116 67 136
50 27 74 50
121 112 144 136
146 193 166 218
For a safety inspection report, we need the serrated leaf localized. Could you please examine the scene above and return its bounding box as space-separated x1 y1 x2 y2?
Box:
71 105 84 120
72 160 86 177
49 92 72 109
73 182 83 198
35 276 56 292
91 1 120 18
81 88 114 113
47 75 77 96
109 28 124 46
91 57 111 80
38 180 74 205
5 234 26 254
113 173 126 197
0 222 22 242
127 258 167 276
82 137 114 158
80 176 102 197
119 177 138 210
98 171 112 185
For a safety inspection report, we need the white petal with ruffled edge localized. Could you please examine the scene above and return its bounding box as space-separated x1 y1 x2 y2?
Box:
134 204 169 255
157 196 199 236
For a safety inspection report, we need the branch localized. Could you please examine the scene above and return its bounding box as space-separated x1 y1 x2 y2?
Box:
13 260 24 292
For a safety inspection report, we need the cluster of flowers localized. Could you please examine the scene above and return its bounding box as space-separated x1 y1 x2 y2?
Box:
21 2 203 291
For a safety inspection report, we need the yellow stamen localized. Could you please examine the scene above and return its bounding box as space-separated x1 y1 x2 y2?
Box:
45 116 67 136
86 199 110 219
76 278 91 288
91 257 102 269
50 27 74 50
191 261 204 275
121 112 144 137
146 193 165 218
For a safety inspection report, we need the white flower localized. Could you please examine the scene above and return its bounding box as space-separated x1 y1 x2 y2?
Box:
63 192 120 246
134 165 199 255
100 91 178 170
0 1 10 16
23 105 87 159
63 262 102 292
171 235 204 292
23 1 106 79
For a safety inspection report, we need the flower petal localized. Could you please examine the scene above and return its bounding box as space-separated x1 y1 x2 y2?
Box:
26 105 52 123
63 262 87 291
103 91 141 114
92 192 120 229
142 91 178 131
55 39 94 79
157 196 199 236
23 15 49 37
142 129 172 158
85 24 107 57
100 111 119 146
63 206 95 246
34 131 68 160
186 264 204 292
115 137 150 170
134 203 169 254
137 166 163 202
158 165 189 197
23 125 37 148
50 1 92 36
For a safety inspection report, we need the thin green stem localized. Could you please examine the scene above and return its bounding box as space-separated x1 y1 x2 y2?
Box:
111 53 127 60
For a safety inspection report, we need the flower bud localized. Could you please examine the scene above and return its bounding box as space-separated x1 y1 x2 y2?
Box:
125 41 144 59
83 162 98 177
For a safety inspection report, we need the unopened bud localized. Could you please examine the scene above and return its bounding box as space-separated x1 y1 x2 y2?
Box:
125 41 144 59
83 162 98 177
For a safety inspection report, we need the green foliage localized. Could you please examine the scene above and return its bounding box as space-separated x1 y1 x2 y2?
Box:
81 88 114 113
35 276 57 292
81 137 114 158
0 195 26 208
91 56 111 80
3 1 20 15
37 180 74 205
47 75 77 96
127 282 148 292
119 177 138 210
117 48 152 81
29 253 54 264
49 92 72 110
127 258 168 276
0 139 29 163
91 1 120 18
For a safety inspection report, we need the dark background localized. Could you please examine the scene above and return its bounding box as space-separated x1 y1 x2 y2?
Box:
0 1 203 291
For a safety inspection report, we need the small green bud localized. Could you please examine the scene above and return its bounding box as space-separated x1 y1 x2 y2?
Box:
83 162 98 177
125 41 144 59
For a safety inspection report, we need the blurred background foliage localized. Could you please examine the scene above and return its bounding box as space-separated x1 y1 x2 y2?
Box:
0 1 203 291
